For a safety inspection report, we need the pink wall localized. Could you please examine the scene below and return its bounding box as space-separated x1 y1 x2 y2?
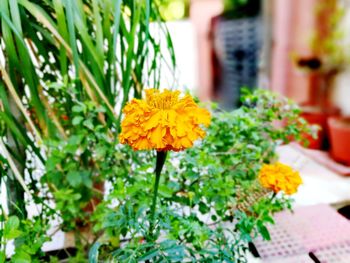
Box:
190 0 223 101
271 0 324 103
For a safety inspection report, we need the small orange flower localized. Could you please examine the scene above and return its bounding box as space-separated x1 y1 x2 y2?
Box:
119 89 211 151
258 162 302 195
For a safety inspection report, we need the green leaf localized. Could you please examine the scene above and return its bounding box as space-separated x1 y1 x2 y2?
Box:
63 0 79 76
83 119 94 130
4 216 21 240
46 156 60 171
72 116 84 125
263 215 275 224
53 0 69 75
68 135 84 146
198 201 210 214
45 171 63 187
257 222 271 240
109 0 122 81
0 251 5 263
88 242 102 263
67 171 82 187
158 185 173 198
12 250 31 263
138 249 159 261
72 105 86 113
95 145 107 159
81 171 92 188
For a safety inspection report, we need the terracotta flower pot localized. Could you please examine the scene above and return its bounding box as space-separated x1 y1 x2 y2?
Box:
300 105 340 150
328 117 350 166
300 110 327 150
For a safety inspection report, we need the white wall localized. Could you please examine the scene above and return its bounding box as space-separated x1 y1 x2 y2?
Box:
159 20 198 94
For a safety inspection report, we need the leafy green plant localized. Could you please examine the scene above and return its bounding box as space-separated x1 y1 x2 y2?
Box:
0 211 51 263
0 87 311 261
0 0 175 260
311 0 347 71
89 89 312 262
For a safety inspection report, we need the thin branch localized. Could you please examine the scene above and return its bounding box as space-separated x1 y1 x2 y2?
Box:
0 139 32 197
0 66 44 145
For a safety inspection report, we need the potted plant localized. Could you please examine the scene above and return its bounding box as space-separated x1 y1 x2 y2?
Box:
328 117 350 165
292 1 345 150
299 104 340 149
314 1 350 163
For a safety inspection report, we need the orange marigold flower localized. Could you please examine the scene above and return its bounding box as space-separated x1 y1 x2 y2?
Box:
119 89 211 151
258 162 302 195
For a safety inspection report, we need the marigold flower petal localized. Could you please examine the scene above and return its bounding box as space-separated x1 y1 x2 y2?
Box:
258 162 302 195
119 89 211 151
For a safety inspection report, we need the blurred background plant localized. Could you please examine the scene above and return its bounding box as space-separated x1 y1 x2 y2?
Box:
310 0 348 72
157 0 190 21
293 0 347 74
0 0 175 261
223 0 260 17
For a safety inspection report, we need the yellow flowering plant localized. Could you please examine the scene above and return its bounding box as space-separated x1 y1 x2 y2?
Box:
258 162 303 195
119 88 211 239
89 89 312 262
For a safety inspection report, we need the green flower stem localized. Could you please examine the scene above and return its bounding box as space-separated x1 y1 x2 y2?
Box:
149 150 167 237
270 192 277 201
